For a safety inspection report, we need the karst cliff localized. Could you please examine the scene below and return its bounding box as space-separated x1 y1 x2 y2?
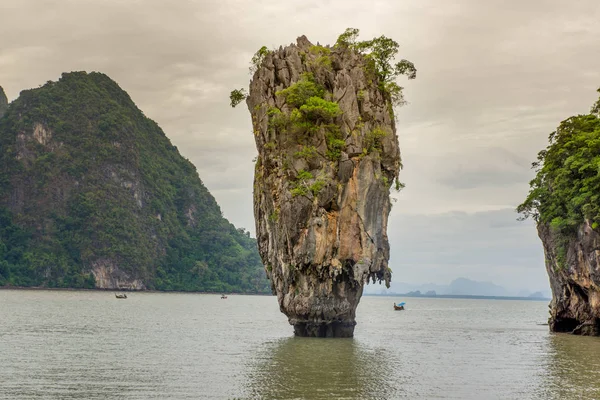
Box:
238 31 415 337
0 72 268 293
538 221 600 335
519 89 600 335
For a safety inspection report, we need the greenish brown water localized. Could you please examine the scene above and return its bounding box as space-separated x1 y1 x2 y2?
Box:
1 290 600 399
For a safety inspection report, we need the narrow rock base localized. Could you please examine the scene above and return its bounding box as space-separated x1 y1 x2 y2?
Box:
292 321 356 338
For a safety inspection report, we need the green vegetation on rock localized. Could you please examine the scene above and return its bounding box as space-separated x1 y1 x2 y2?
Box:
290 169 314 197
325 127 345 161
518 88 600 268
229 29 414 210
275 75 345 165
335 28 416 111
308 45 332 69
294 145 317 160
364 126 388 153
0 72 269 293
275 74 325 108
250 46 271 74
299 97 341 122
229 88 247 108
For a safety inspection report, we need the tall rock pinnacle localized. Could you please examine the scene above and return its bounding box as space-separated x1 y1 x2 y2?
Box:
245 34 410 337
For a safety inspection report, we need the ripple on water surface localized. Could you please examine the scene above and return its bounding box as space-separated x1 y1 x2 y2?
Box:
2 290 600 399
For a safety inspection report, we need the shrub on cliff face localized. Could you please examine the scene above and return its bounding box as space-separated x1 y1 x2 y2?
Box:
229 88 247 107
518 89 600 268
326 128 345 161
299 97 341 122
231 28 416 116
294 145 317 160
309 45 333 69
250 46 270 74
364 127 388 153
276 74 325 108
336 28 417 108
290 169 314 197
256 74 340 141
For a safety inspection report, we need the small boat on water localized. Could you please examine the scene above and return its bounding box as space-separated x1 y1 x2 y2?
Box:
220 294 227 299
394 302 405 310
115 293 128 299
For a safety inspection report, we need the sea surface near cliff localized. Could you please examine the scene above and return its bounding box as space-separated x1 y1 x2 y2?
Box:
1 290 600 399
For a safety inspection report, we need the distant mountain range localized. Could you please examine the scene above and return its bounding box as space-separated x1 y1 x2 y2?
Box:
365 277 550 299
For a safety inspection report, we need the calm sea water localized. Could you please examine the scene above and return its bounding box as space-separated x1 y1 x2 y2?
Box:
2 290 600 399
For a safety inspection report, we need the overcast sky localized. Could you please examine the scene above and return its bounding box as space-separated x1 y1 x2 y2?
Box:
2 0 599 293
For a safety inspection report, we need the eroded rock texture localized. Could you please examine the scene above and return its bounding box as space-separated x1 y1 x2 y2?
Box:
539 221 600 335
247 36 401 337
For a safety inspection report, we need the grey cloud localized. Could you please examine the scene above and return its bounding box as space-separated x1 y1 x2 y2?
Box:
386 208 547 291
438 169 529 190
434 147 533 189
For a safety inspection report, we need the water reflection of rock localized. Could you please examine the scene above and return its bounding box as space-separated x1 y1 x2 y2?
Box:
544 334 600 400
246 337 396 400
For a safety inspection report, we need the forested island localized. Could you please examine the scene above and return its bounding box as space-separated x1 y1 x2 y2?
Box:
519 89 600 335
231 29 415 336
0 73 269 293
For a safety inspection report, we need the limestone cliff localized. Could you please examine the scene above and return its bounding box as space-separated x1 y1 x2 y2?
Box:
0 72 268 293
539 221 600 335
519 88 600 335
0 86 7 119
247 35 408 337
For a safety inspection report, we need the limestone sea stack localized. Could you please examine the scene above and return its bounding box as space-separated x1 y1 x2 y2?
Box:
246 35 405 337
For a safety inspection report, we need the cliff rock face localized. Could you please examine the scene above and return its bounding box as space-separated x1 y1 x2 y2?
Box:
0 72 268 293
520 89 600 336
247 36 401 337
0 86 7 119
539 221 600 335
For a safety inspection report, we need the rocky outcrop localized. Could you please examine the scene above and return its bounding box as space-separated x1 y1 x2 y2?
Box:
91 259 146 290
0 86 7 118
539 220 600 335
247 36 401 337
521 89 600 335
